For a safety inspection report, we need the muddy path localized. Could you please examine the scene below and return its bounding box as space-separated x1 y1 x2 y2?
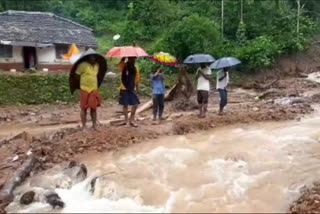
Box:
1 73 320 212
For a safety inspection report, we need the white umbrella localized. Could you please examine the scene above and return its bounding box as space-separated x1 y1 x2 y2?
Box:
210 57 241 69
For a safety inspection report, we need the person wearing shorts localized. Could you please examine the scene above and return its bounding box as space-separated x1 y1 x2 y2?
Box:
196 63 212 118
76 56 101 130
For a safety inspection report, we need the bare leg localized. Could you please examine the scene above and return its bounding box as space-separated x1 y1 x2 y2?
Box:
123 105 129 125
90 109 97 130
80 109 87 130
130 105 138 127
203 104 208 117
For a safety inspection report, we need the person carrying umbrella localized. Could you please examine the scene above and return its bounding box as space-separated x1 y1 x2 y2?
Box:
183 54 215 118
119 57 141 127
216 68 229 115
69 49 107 131
196 63 212 118
78 56 101 130
106 44 148 127
151 67 165 121
210 57 241 115
150 52 178 121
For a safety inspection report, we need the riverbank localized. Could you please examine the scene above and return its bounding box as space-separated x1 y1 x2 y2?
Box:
0 71 320 212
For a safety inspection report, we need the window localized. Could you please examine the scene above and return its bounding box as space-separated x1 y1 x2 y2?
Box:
0 45 13 58
55 44 69 59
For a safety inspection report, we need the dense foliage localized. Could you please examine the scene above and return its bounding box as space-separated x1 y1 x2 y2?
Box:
0 0 319 69
0 72 179 105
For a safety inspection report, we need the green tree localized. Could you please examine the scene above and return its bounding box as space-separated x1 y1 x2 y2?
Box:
154 14 221 61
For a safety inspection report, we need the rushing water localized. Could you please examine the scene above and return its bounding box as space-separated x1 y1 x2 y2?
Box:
7 107 320 213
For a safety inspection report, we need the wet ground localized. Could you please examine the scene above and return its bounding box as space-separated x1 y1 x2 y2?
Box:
1 73 320 213
6 108 320 213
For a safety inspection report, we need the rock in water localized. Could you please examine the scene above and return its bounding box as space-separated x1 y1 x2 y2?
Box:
45 192 64 209
68 160 77 169
20 191 35 205
80 164 87 178
90 177 98 194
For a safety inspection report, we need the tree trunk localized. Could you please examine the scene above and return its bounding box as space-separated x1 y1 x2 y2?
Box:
136 83 178 114
134 68 193 116
0 156 40 205
240 0 244 23
221 0 224 39
276 0 280 9
297 0 300 37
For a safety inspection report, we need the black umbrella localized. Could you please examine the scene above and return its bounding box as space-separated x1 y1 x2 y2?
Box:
183 54 216 64
69 49 108 95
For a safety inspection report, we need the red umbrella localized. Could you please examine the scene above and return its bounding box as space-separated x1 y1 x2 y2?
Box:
106 46 148 58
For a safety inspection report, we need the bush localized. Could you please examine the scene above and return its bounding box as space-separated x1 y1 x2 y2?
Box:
0 71 178 106
233 36 282 69
153 14 221 61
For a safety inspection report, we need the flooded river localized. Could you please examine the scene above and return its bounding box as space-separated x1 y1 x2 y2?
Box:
7 108 320 213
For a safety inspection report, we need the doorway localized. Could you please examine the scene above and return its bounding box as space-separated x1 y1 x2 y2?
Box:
23 46 37 69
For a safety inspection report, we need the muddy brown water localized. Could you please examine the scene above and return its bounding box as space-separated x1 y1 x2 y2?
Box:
5 106 320 213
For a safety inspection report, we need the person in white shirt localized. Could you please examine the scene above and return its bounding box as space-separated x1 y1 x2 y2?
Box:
196 63 212 118
216 68 230 115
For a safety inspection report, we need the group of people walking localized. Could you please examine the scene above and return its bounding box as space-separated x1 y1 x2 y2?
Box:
74 54 229 130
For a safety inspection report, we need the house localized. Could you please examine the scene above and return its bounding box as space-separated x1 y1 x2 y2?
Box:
0 10 97 72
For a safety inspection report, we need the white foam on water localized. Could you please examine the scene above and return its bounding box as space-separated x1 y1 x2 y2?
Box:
7 202 51 213
55 178 171 213
274 135 317 149
207 159 269 198
121 146 198 168
232 128 244 134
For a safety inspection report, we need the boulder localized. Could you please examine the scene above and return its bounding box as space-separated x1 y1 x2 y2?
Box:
45 191 64 209
20 191 35 205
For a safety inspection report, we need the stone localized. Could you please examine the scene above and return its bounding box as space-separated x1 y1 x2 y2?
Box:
45 191 64 209
80 164 87 178
90 177 98 194
12 155 19 162
20 191 35 205
68 160 77 169
252 107 260 112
